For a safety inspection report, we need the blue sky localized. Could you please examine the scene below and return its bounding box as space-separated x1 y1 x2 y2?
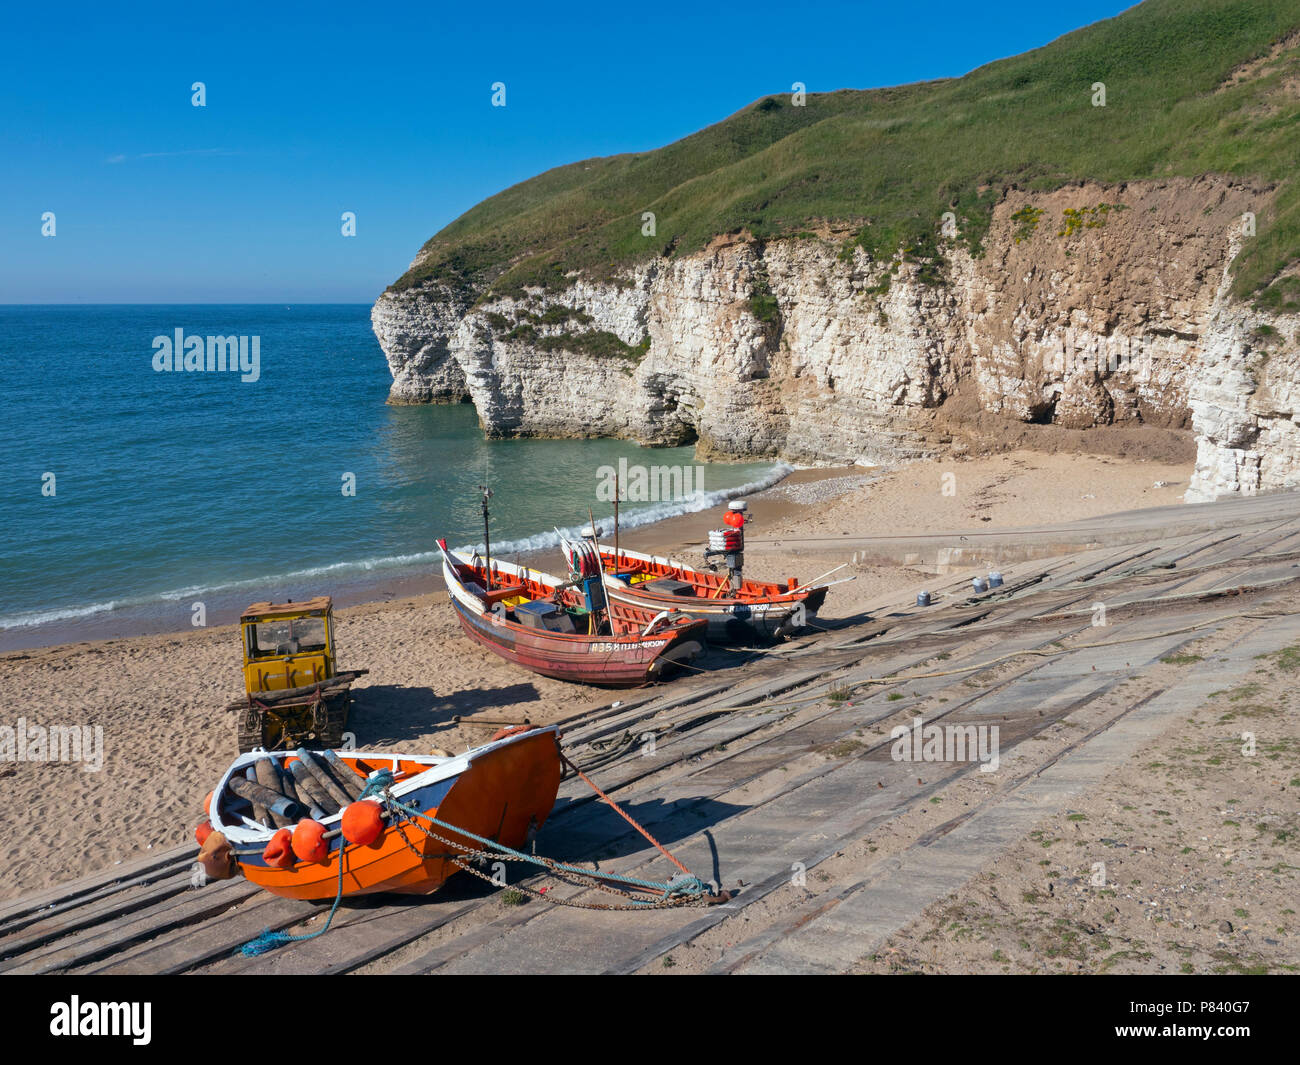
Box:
0 0 1137 303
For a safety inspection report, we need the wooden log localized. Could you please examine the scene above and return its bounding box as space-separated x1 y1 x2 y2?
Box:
225 670 369 712
252 758 292 828
286 759 336 818
243 766 269 825
320 749 365 800
227 778 304 823
253 758 283 795
274 762 304 808
293 749 352 808
287 758 336 813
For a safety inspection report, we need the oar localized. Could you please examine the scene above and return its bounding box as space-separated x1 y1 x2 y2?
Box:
792 563 848 590
806 575 857 590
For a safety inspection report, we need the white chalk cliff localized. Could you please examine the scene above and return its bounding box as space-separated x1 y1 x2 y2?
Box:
372 178 1299 502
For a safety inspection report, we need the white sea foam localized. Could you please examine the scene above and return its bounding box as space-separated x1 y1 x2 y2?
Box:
0 600 120 630
153 551 441 601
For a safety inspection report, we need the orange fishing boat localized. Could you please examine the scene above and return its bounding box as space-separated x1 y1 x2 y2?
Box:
589 541 831 643
199 727 562 901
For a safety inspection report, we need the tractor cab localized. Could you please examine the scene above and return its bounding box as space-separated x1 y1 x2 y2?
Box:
230 597 366 752
241 597 337 693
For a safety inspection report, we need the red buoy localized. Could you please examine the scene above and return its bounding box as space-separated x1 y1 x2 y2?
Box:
262 827 295 868
341 800 384 846
291 818 329 862
195 820 213 846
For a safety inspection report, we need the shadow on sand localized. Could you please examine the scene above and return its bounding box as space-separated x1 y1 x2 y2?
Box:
349 681 543 744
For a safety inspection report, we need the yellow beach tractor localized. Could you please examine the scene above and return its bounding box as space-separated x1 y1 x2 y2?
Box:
228 597 368 752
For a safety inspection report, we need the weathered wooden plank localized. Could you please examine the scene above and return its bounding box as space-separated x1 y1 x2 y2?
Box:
0 845 193 926
86 891 306 975
0 872 200 966
6 878 261 974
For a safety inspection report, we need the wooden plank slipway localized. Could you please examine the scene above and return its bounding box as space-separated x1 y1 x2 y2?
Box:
3 490 1300 975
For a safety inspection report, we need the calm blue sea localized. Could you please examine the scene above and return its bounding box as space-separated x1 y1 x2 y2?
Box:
0 305 783 648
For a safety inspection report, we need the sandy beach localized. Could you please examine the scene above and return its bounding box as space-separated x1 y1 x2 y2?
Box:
0 445 1194 902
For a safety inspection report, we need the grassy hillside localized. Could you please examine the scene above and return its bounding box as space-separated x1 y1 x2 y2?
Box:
391 0 1300 309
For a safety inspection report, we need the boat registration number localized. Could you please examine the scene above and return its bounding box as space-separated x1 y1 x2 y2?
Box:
590 640 667 653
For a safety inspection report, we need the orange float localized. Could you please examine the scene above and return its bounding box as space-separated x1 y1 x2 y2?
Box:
489 724 534 742
262 828 295 869
291 818 329 862
341 800 384 846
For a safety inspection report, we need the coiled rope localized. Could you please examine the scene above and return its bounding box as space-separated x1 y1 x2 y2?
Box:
238 842 348 957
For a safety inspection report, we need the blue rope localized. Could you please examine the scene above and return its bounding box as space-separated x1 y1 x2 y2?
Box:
238 838 348 957
359 768 395 799
238 769 393 957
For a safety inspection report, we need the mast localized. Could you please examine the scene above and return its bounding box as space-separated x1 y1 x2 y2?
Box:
479 485 493 590
587 507 607 632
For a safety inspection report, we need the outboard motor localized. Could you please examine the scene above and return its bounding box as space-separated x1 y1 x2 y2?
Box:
705 500 748 593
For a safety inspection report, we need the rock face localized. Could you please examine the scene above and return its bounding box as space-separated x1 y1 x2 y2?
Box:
372 178 1299 500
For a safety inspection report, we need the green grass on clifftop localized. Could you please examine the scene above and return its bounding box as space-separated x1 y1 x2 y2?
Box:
390 0 1300 307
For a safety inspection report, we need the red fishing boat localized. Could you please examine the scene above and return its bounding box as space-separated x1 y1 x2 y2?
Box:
590 541 832 643
438 540 707 687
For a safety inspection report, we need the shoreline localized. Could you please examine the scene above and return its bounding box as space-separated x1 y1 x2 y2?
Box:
1 463 870 656
0 417 1199 655
0 461 806 655
0 447 1198 661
